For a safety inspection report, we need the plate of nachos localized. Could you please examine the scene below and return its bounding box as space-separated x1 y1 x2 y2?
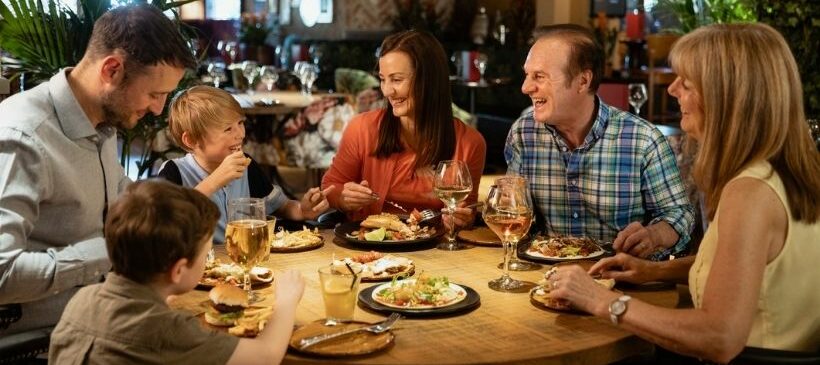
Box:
520 236 608 263
331 251 415 282
358 273 480 316
198 259 273 289
334 212 442 246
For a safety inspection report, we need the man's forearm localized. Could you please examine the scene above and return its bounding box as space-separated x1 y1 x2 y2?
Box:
0 237 110 304
649 220 681 250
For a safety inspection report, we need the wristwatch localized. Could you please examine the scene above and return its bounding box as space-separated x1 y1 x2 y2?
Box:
609 295 632 325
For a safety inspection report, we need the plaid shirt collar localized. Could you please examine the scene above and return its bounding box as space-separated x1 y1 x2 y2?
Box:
542 97 609 152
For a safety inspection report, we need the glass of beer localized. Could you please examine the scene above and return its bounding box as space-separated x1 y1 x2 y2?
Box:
318 265 362 323
226 198 269 302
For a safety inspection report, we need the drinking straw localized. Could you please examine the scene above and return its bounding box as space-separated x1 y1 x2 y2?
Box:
344 262 358 290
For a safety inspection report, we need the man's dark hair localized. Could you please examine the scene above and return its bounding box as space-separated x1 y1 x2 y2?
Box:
86 4 196 75
105 180 219 284
532 24 604 93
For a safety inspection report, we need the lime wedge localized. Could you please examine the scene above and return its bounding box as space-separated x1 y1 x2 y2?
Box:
364 227 386 241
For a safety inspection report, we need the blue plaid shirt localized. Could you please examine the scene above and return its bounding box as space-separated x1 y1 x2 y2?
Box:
505 98 694 257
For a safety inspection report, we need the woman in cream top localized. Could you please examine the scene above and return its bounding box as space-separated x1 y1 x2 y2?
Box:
537 23 820 363
690 161 820 351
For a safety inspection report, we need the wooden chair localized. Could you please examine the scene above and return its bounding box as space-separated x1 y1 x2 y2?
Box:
645 33 681 123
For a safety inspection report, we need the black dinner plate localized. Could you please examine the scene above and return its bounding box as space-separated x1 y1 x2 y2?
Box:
517 239 615 264
357 283 480 317
334 220 444 247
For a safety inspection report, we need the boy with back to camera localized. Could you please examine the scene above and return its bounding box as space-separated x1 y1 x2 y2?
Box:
158 85 333 243
49 180 305 364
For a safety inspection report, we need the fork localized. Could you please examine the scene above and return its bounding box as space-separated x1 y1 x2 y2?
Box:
418 202 484 222
369 192 408 213
298 313 401 349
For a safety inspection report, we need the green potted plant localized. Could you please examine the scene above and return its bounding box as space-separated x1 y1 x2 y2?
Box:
756 0 819 121
654 0 757 34
0 0 197 176
239 12 273 64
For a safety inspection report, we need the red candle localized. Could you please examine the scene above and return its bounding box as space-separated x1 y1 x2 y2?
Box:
626 10 645 40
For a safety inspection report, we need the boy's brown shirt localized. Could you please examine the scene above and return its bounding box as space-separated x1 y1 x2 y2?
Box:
49 273 238 364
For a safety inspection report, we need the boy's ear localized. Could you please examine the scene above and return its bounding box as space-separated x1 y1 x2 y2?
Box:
169 257 190 285
180 131 198 151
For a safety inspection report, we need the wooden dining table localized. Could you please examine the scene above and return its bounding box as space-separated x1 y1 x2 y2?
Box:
171 230 680 365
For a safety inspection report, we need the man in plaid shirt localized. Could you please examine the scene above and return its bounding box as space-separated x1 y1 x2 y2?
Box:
505 24 694 259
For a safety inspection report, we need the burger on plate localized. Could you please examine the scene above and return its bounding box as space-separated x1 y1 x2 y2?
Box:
204 284 248 326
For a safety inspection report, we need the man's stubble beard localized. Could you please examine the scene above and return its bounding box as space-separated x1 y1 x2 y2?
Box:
100 84 137 130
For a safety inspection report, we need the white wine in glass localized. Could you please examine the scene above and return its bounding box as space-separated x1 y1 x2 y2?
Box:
226 198 269 303
434 160 473 251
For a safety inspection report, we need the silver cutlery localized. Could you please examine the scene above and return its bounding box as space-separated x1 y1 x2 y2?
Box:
298 313 401 349
418 202 484 223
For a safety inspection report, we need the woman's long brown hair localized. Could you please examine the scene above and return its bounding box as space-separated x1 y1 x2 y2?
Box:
670 23 820 222
374 30 456 172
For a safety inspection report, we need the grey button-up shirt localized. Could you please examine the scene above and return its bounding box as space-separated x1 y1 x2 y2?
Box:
0 68 130 333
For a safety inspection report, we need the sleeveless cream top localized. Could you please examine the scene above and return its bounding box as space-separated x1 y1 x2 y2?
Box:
689 161 820 351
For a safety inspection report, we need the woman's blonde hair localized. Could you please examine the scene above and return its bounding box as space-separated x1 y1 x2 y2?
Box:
167 85 244 151
670 23 820 222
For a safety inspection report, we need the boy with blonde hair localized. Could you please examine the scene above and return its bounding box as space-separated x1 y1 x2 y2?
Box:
50 180 305 364
159 86 332 242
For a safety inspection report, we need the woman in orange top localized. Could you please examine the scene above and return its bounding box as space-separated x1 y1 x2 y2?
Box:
322 30 486 224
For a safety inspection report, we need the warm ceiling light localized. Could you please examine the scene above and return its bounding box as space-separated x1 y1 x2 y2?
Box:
299 0 320 27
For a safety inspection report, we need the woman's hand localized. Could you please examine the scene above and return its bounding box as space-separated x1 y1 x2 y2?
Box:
441 203 475 230
589 253 658 284
299 186 334 220
338 180 377 212
545 265 620 316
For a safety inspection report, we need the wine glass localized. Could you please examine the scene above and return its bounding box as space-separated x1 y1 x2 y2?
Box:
225 41 238 64
484 178 534 292
242 61 259 94
433 160 473 251
206 62 227 88
302 63 319 96
628 83 648 116
259 66 279 91
451 52 463 80
309 43 324 65
474 53 488 85
225 198 270 303
293 61 308 94
493 176 540 271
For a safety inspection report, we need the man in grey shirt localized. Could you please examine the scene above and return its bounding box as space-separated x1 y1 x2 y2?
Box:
0 4 196 334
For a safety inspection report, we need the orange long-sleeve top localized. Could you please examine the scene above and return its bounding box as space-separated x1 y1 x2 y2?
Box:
322 109 487 221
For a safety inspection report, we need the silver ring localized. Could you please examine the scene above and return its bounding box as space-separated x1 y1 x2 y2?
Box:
544 267 557 280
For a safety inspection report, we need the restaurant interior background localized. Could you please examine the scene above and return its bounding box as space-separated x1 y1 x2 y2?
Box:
0 0 817 189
